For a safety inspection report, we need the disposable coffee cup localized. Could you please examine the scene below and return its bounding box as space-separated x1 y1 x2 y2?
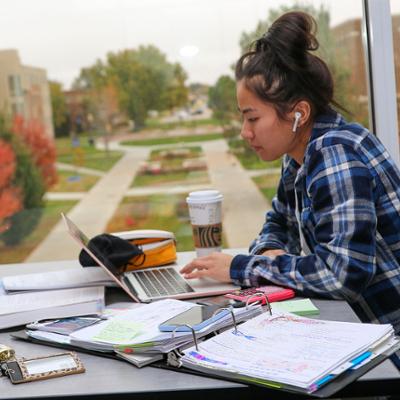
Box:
186 190 223 257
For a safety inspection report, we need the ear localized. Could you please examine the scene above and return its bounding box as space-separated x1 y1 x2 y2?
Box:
290 100 312 131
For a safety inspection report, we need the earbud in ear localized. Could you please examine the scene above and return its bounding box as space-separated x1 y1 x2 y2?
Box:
292 111 302 133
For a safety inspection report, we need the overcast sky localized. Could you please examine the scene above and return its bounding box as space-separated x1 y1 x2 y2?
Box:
0 0 398 89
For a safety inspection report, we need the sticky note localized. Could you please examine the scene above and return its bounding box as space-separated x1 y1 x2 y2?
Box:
93 320 143 343
272 298 319 316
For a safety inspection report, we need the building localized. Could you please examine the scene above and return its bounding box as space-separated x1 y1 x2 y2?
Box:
0 49 54 137
332 15 400 131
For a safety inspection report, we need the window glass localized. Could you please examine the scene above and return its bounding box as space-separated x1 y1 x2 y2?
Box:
0 0 369 264
390 0 400 142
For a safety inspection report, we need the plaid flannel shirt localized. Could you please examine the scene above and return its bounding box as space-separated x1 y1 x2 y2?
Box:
230 112 400 366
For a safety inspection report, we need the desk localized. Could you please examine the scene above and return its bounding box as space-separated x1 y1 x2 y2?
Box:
1 251 400 399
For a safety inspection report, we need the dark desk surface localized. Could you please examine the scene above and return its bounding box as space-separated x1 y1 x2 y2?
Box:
1 254 399 399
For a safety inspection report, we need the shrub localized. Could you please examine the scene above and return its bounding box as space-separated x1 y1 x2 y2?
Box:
0 119 45 246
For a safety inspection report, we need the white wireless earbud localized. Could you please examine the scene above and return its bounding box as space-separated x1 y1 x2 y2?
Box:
292 111 302 133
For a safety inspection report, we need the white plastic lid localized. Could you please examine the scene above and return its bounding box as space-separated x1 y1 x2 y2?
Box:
186 190 223 204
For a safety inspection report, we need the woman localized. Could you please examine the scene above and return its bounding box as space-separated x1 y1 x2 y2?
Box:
180 11 400 368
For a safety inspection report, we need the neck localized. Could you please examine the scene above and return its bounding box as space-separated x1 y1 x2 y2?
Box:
288 123 313 165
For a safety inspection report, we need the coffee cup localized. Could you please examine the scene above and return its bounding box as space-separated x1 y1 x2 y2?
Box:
186 190 223 257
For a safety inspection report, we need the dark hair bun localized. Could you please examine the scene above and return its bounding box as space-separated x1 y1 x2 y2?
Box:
257 11 319 68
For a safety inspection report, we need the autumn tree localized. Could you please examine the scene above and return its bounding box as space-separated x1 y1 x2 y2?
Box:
0 118 45 246
0 138 22 233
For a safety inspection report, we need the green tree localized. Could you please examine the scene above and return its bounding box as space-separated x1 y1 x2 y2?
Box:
49 81 68 137
208 75 237 132
238 3 355 121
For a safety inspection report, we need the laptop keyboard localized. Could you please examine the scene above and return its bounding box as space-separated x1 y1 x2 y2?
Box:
132 267 194 298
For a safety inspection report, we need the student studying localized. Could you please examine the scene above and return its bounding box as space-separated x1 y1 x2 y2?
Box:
180 11 400 370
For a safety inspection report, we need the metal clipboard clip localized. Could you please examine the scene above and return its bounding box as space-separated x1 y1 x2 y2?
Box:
246 292 272 315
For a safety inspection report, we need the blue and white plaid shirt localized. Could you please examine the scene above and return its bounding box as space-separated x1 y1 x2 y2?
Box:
230 112 400 367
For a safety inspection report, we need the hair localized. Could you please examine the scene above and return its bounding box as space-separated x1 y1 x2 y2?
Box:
235 11 345 120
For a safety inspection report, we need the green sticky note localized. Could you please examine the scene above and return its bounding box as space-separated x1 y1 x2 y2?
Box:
272 298 319 316
93 320 143 343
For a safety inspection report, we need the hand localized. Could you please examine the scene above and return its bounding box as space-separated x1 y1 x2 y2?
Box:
180 252 233 282
260 249 286 258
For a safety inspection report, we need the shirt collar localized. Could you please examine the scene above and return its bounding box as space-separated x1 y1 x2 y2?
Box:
310 111 346 142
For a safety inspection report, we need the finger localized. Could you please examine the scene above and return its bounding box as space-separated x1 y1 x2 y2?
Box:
183 269 210 280
180 258 212 273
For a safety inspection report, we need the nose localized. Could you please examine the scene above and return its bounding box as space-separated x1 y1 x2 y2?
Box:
240 122 254 140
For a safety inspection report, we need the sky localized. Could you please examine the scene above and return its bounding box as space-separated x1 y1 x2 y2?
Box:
0 0 398 89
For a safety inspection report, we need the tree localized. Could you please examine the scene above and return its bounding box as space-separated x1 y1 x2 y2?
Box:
238 3 356 121
0 138 22 233
49 81 68 137
12 115 58 188
0 118 45 246
208 75 238 131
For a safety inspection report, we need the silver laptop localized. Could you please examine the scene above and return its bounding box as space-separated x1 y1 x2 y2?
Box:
62 214 239 303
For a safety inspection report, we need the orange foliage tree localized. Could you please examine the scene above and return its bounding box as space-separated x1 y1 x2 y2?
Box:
0 139 22 233
12 115 58 188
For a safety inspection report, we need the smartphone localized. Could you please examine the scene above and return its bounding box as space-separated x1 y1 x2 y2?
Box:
159 304 230 332
3 352 85 384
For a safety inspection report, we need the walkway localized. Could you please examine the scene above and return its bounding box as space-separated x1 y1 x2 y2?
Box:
26 147 150 262
26 137 272 261
202 140 270 248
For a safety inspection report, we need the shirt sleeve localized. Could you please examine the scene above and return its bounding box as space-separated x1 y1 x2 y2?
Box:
232 143 377 302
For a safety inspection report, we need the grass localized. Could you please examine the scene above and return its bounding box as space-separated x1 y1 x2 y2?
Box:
228 137 282 170
132 146 210 187
144 117 220 131
0 200 77 264
132 170 209 187
121 132 223 146
252 174 281 203
105 194 195 252
50 170 100 192
106 194 227 252
55 135 123 172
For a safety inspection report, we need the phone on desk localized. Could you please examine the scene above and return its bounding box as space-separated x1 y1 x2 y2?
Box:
159 304 230 332
225 285 295 305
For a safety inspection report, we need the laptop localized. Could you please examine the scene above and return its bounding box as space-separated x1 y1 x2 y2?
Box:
62 213 239 303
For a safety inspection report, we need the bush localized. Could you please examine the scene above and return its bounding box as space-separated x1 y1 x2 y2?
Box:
0 119 45 246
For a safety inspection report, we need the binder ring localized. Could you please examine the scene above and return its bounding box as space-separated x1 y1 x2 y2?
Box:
246 292 272 316
212 307 238 333
171 324 198 351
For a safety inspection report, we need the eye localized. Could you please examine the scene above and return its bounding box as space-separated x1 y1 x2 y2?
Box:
247 117 258 123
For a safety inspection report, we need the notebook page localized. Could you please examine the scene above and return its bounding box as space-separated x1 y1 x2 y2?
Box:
182 312 392 388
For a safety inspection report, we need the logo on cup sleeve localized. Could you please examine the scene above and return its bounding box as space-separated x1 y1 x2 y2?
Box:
192 223 222 248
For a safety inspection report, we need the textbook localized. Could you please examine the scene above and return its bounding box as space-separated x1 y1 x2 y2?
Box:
177 311 400 396
0 286 105 329
2 267 115 293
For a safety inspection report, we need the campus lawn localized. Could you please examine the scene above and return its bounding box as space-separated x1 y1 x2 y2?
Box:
106 194 227 252
144 117 220 131
0 200 77 264
50 170 100 192
105 194 194 251
132 146 209 187
121 132 223 146
252 173 281 203
55 136 123 172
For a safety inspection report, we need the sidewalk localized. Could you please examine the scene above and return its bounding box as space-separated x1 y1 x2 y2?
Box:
201 140 270 248
26 147 150 262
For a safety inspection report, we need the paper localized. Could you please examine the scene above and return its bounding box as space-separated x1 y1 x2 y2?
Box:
182 312 393 390
2 267 114 292
93 320 143 343
272 299 319 316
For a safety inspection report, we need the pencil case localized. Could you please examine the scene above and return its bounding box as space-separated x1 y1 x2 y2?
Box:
111 229 177 270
